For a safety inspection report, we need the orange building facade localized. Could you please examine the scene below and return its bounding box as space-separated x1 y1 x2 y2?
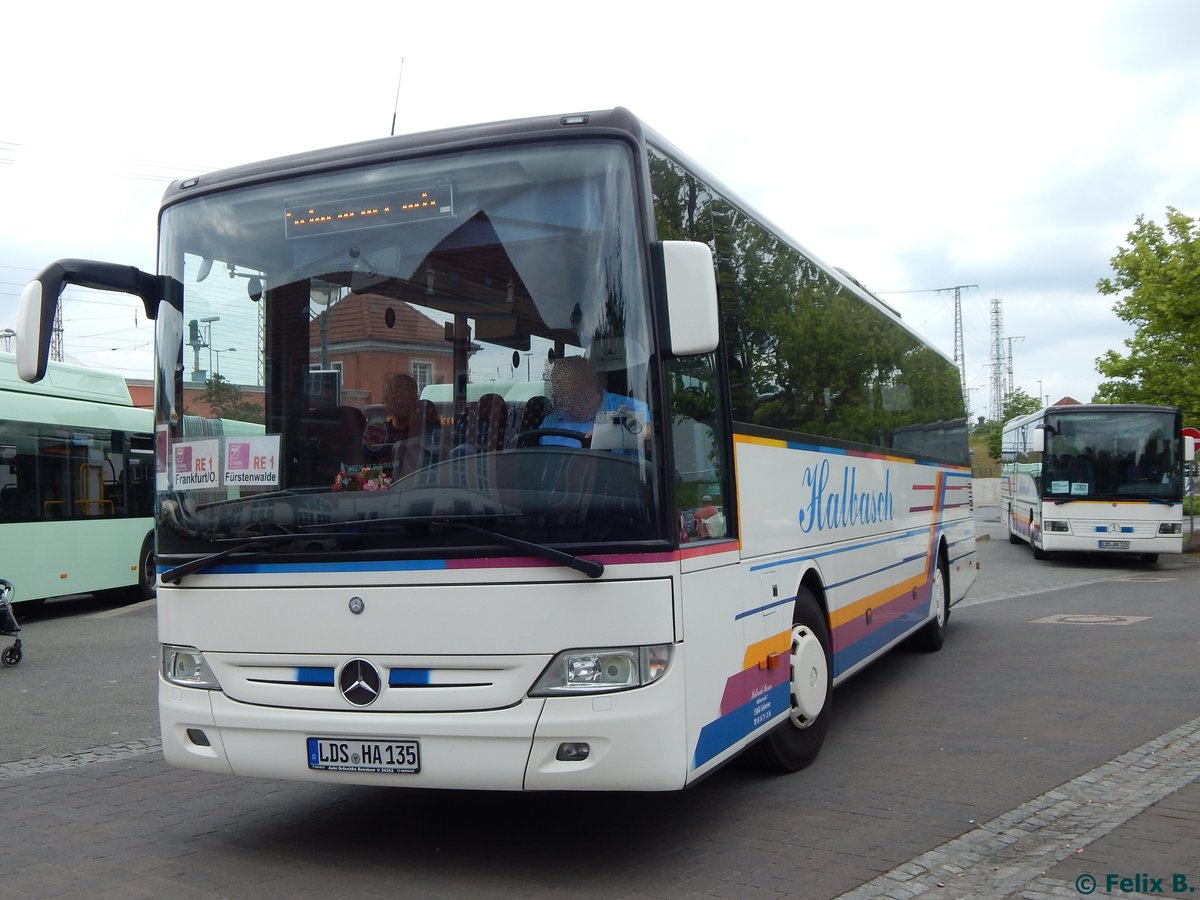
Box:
126 293 453 418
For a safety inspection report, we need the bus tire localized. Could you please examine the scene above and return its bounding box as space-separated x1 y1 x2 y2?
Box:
1008 527 1021 545
129 534 157 600
748 589 832 773
914 555 949 652
1141 553 1159 564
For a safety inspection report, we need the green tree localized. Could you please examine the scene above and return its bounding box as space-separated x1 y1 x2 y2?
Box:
986 387 1042 460
1095 207 1200 407
200 374 264 423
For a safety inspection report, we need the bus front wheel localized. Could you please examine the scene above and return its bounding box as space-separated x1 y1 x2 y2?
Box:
749 589 832 773
1031 535 1048 560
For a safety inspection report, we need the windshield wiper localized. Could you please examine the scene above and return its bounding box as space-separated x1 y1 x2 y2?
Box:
298 513 606 578
1054 493 1176 506
436 519 605 579
1114 493 1177 505
164 516 606 584
161 530 352 585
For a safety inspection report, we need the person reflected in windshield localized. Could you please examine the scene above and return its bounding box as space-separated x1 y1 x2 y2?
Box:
541 355 647 447
384 373 420 441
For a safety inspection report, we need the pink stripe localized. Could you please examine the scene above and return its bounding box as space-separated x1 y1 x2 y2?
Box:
831 588 919 646
718 663 789 716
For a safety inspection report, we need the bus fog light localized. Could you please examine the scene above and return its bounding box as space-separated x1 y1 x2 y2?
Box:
162 645 222 690
530 644 674 696
186 728 212 747
556 742 591 761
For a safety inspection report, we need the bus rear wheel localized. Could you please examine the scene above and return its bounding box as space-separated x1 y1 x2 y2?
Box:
748 589 831 773
914 556 949 651
129 535 156 601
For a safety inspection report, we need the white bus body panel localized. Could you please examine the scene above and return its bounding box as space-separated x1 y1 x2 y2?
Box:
158 571 693 790
158 576 675 655
1009 498 1183 556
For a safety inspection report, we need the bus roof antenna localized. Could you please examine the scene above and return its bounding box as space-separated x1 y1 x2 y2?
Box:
390 58 405 137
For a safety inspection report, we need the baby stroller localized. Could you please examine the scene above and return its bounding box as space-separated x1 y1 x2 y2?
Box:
0 579 21 667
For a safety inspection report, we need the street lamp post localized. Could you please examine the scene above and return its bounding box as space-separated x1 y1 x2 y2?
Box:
213 347 236 377
200 315 220 377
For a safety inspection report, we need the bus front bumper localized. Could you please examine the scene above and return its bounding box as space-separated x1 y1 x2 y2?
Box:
159 670 689 791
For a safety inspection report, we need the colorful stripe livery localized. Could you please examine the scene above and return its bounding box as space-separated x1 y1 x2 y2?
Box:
692 434 974 770
157 541 738 579
694 630 793 768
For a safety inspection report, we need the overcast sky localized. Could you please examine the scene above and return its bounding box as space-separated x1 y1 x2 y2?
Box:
3 0 1199 418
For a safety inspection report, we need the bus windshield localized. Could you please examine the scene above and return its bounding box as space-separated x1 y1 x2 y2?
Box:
1042 408 1182 499
154 140 663 560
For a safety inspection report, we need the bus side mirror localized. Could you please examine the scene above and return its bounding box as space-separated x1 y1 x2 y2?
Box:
1029 425 1045 453
1186 439 1196 464
653 241 719 357
15 274 62 383
16 259 162 383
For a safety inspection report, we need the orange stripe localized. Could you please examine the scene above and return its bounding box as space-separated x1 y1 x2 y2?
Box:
829 573 926 628
741 629 793 669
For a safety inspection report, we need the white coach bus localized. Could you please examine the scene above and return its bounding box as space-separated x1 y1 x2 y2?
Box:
1001 403 1188 562
15 108 975 790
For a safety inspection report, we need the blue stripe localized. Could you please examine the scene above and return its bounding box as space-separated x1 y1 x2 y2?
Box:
295 667 335 685
159 559 449 576
761 438 971 471
693 682 791 768
735 594 797 621
833 620 901 678
388 668 431 686
748 526 933 573
825 552 926 591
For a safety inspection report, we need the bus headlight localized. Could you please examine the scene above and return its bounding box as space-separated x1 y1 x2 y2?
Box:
1044 520 1070 533
530 644 673 696
1159 523 1182 535
162 644 222 690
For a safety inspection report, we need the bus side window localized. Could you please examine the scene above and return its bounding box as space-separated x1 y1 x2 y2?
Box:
0 484 19 520
667 353 732 543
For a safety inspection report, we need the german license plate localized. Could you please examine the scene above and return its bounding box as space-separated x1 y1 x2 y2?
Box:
307 737 420 773
1098 540 1130 550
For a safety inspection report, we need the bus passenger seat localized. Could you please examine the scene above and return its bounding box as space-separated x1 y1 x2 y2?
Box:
395 399 445 475
304 405 367 485
475 393 508 452
518 396 549 434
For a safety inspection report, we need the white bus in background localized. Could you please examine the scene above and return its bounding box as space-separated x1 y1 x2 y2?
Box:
1001 403 1190 562
15 108 976 790
0 352 155 604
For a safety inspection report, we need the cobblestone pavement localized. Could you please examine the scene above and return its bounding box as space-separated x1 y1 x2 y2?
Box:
839 716 1200 899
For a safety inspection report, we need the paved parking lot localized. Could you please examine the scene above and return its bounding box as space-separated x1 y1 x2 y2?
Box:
3 515 1199 898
